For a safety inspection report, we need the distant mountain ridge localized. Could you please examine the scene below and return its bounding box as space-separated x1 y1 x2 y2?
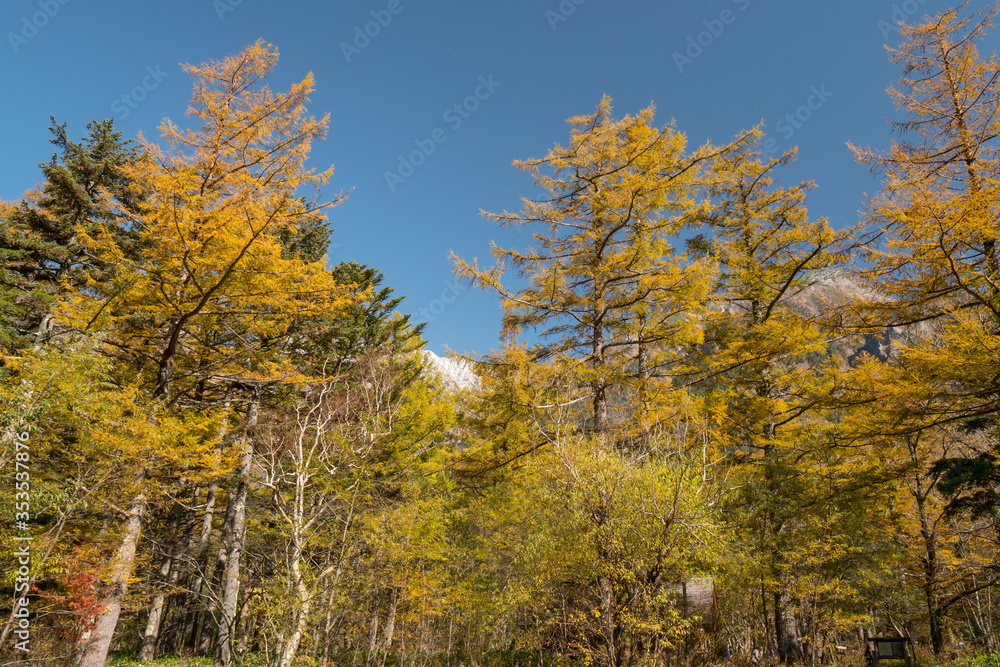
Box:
781 268 923 365
420 270 912 394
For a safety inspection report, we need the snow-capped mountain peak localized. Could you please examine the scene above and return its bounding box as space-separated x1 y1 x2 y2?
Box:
422 350 479 391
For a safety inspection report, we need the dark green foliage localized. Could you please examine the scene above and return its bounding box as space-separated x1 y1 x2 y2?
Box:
930 417 1000 519
932 448 1000 520
276 199 334 263
0 118 139 352
300 260 425 373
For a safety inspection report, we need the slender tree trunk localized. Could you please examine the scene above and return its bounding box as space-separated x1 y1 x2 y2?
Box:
195 568 220 655
905 434 944 655
915 481 943 654
773 588 800 663
601 575 617 667
78 473 146 667
180 391 230 652
761 578 771 653
199 398 242 657
379 588 399 667
183 483 218 651
217 390 260 666
761 411 801 663
321 499 355 667
273 546 312 667
216 457 250 665
321 587 338 667
139 554 175 661
199 487 237 656
367 603 381 657
179 483 217 652
236 593 254 654
593 307 607 435
164 492 200 653
141 501 190 661
274 465 321 667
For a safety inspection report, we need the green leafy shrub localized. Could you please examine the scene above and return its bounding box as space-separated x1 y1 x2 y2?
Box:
955 653 1000 667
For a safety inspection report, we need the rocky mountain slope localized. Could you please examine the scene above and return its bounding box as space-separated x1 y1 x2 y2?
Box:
422 350 480 391
420 270 916 393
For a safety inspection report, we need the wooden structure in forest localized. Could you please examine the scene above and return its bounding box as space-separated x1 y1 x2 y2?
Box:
864 633 913 667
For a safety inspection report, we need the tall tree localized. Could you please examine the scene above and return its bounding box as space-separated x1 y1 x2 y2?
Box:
695 133 853 661
842 10 1000 651
0 119 139 353
847 1 1000 429
53 40 353 667
454 96 737 440
452 97 750 667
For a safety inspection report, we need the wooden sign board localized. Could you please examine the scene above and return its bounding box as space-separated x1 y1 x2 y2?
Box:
869 637 911 667
877 641 906 658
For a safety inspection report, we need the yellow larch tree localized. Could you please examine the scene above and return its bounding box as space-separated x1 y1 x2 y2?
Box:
453 96 741 446
840 7 1000 653
452 97 745 667
51 40 355 667
696 132 854 661
847 1 1000 428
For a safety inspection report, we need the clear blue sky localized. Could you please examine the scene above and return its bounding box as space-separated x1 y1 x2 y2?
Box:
1 0 989 356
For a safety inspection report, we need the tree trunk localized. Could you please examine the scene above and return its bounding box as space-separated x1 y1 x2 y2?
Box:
139 554 175 661
217 390 260 666
198 493 235 656
274 492 315 666
236 593 253 654
773 588 801 663
215 455 250 665
600 574 618 667
179 483 217 652
321 587 338 667
181 394 229 653
183 483 218 652
274 545 310 667
379 588 399 667
592 306 607 435
907 434 944 656
761 418 800 663
77 475 146 667
915 482 944 655
320 500 355 667
141 500 190 661
367 605 381 657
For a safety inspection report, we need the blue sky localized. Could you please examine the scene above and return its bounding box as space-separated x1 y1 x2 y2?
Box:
1 0 989 356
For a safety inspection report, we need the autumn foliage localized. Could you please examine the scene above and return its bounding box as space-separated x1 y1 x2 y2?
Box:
3 6 1000 667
